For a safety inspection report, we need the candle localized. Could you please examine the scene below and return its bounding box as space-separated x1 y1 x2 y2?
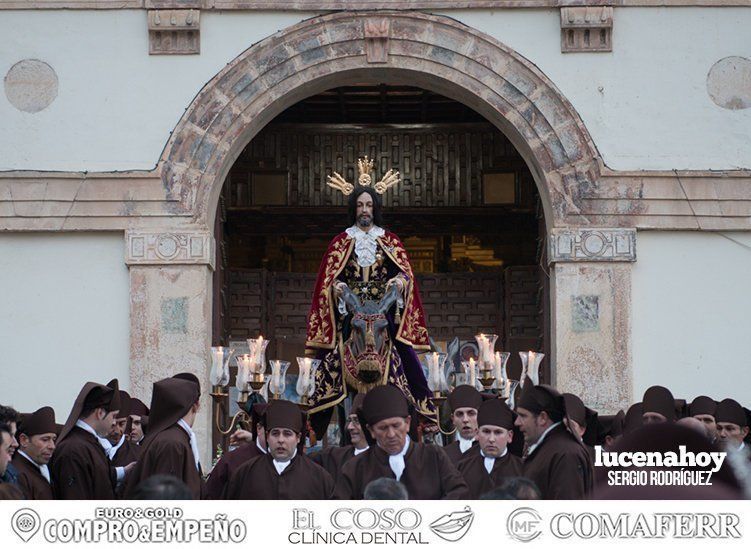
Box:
236 354 251 391
209 347 223 386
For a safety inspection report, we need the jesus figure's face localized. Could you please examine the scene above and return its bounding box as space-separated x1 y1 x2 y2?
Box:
356 192 373 230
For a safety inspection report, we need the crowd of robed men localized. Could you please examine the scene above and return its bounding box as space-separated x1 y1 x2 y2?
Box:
1 373 750 500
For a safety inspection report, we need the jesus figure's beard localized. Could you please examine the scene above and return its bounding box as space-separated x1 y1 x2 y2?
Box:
357 214 372 228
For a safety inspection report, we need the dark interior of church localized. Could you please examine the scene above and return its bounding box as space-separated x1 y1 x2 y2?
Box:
213 85 549 379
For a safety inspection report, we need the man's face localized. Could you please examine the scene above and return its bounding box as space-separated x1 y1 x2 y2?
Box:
477 425 512 458
356 192 374 229
642 412 668 424
368 416 410 456
0 433 12 476
130 415 144 442
93 409 119 438
717 422 749 448
6 422 18 456
346 414 366 448
19 432 56 465
108 417 128 444
267 428 300 461
514 407 548 445
693 414 717 438
452 407 478 440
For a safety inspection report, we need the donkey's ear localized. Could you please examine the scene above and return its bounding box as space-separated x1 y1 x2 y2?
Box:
378 284 399 314
341 284 362 312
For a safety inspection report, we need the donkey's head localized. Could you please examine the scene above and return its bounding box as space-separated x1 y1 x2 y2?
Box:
341 284 400 386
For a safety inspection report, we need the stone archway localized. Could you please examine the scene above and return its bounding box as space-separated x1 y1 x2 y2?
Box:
159 10 601 229
132 11 633 461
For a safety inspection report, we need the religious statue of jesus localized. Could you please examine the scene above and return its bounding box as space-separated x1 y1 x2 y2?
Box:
305 157 437 436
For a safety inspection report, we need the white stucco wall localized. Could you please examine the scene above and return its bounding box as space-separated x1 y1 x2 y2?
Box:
0 233 130 419
1 8 749 172
632 231 751 404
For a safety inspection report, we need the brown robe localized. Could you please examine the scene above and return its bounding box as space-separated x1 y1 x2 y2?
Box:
442 439 476 466
457 445 523 498
310 445 361 478
49 426 116 500
204 442 264 499
522 423 593 500
12 453 54 500
124 424 203 499
223 453 334 500
112 438 141 468
335 442 470 500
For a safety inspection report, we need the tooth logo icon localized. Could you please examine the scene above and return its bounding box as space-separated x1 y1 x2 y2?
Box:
12 508 41 542
430 506 475 542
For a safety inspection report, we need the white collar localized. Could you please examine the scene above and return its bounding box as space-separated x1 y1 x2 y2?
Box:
273 448 297 474
346 224 385 238
178 419 201 471
18 450 51 483
458 435 475 453
354 445 370 456
527 421 562 456
109 434 126 458
256 438 268 454
75 419 112 455
480 447 508 473
381 437 410 481
345 225 385 267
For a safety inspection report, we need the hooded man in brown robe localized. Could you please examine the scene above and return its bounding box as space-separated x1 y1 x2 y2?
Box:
13 407 57 499
123 376 203 499
689 396 718 442
223 400 334 499
311 394 370 478
457 398 523 498
715 398 750 453
562 393 599 463
108 391 140 468
129 398 149 445
335 385 469 500
596 410 625 449
514 378 592 499
442 385 482 465
642 385 676 424
50 379 125 499
204 403 268 499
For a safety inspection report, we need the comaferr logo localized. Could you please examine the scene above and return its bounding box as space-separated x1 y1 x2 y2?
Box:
551 513 742 539
429 507 475 542
506 508 542 542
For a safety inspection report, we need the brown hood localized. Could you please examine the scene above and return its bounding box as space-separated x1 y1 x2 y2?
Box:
141 377 200 447
58 380 119 442
18 407 57 437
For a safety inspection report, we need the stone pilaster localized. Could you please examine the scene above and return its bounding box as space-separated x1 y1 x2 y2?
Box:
549 228 635 413
125 229 214 464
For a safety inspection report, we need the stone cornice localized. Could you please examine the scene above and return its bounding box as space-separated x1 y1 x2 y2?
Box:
2 167 750 232
2 1 750 9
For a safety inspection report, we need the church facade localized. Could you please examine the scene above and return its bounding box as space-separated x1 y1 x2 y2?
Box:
1 2 749 462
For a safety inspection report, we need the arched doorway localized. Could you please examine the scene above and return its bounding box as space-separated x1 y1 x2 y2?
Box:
149 11 632 457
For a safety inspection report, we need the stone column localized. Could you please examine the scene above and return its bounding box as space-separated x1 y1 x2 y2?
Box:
548 228 636 413
125 229 215 464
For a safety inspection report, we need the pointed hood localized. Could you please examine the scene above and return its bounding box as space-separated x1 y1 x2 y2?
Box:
142 377 200 446
58 380 119 442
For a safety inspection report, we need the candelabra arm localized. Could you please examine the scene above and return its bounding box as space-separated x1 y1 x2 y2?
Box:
214 401 250 435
